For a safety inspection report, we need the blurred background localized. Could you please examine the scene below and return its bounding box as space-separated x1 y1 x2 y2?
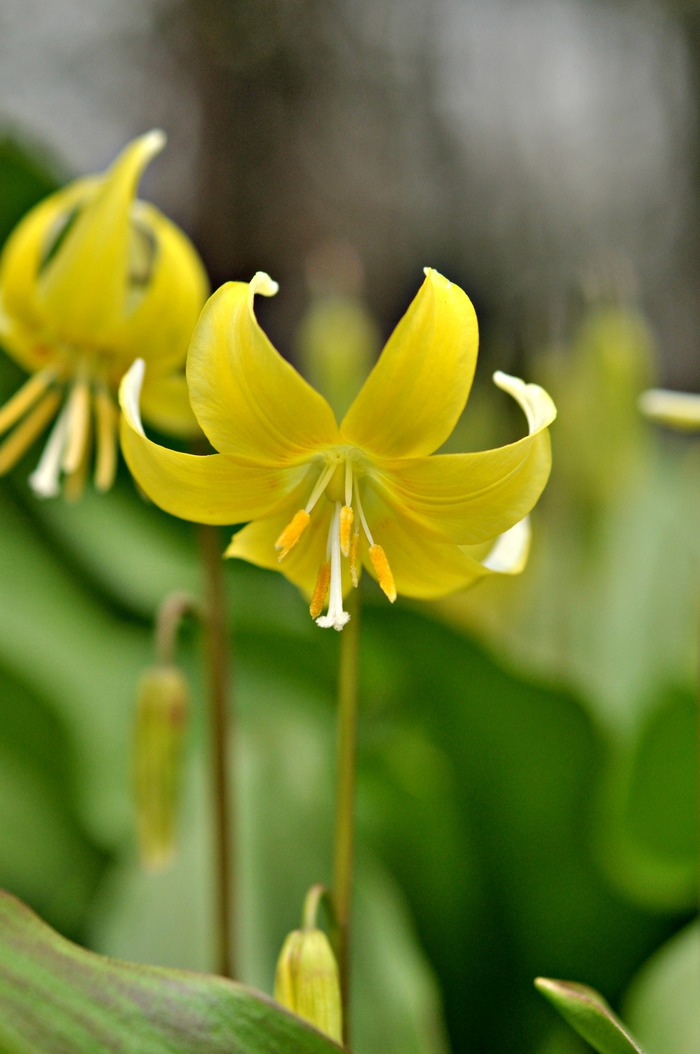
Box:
0 2 698 1054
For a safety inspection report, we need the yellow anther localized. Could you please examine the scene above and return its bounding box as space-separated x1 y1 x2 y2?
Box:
339 504 354 557
275 509 310 560
369 543 396 603
349 531 360 588
309 560 331 619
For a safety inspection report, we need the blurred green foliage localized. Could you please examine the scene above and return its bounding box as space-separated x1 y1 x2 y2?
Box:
0 137 696 1054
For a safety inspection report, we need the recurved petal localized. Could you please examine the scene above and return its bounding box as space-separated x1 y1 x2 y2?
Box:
119 360 305 523
139 370 200 438
478 517 531 574
186 276 339 462
371 372 556 544
108 201 209 375
340 269 478 458
0 180 89 367
39 131 166 341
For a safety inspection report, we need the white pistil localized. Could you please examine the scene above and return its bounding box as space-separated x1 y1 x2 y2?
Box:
315 502 350 631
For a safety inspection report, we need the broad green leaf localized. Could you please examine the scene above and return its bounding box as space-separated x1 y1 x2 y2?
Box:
0 889 342 1054
535 978 646 1054
624 920 700 1054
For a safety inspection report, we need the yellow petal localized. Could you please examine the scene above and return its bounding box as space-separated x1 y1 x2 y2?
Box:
139 370 200 437
39 131 166 342
639 388 700 431
367 372 555 544
478 517 531 574
106 202 209 376
0 180 88 370
119 360 307 523
186 276 339 461
365 497 494 599
340 268 479 457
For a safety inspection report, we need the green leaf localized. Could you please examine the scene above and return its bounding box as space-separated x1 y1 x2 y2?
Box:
535 978 646 1054
0 889 342 1054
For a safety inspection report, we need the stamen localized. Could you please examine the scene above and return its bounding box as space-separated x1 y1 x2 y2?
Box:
275 509 310 561
316 503 350 631
61 371 90 473
353 483 375 546
339 505 354 558
0 390 61 474
349 530 361 588
64 418 91 502
344 458 353 506
304 460 338 514
369 544 397 603
94 385 118 492
309 560 331 619
0 366 57 435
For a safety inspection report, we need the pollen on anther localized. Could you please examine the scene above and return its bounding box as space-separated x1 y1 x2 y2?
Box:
309 560 331 619
275 509 310 561
369 544 396 603
339 505 354 558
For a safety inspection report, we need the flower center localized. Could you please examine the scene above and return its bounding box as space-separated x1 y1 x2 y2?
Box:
274 454 397 630
0 354 119 498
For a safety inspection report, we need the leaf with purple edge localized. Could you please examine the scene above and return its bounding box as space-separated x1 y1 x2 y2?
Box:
0 890 344 1054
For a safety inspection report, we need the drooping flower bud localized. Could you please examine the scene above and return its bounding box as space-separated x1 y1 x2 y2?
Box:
133 664 189 872
274 926 343 1044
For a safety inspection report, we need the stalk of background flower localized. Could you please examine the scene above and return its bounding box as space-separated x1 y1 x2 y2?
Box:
0 131 208 498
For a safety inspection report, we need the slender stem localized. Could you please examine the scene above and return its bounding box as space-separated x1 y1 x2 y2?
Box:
331 588 361 1045
197 523 235 979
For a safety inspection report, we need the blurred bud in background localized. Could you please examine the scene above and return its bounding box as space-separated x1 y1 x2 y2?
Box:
133 663 190 873
296 241 381 420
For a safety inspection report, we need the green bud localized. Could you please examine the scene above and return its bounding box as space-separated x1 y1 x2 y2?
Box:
274 927 343 1043
133 664 189 872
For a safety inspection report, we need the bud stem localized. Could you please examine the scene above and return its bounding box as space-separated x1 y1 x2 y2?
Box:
331 586 361 1045
154 590 205 665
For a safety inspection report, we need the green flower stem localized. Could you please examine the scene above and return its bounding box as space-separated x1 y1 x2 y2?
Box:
331 588 361 1045
198 523 235 980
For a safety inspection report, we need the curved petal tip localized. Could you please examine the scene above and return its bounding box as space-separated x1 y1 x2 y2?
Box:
493 371 557 433
250 271 279 298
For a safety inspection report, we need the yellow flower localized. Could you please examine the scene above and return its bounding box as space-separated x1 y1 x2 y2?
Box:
120 269 556 629
0 131 208 498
